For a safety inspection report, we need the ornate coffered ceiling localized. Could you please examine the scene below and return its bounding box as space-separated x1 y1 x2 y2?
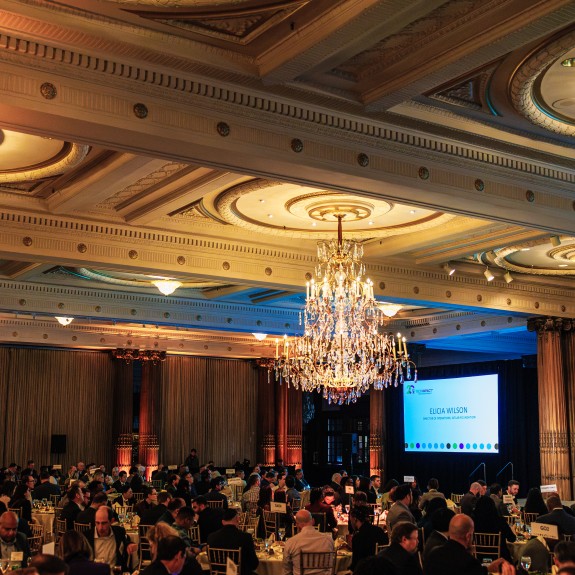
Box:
0 0 574 363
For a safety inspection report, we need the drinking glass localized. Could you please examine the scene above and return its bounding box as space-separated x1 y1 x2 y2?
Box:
246 528 255 538
278 528 286 541
344 505 350 514
520 556 531 572
0 560 9 574
118 513 125 525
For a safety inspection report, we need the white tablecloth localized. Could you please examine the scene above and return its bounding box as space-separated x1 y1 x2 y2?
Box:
32 511 55 538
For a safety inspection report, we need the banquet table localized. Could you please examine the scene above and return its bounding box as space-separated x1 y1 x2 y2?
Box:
197 545 352 575
31 510 55 540
125 527 140 569
255 545 352 575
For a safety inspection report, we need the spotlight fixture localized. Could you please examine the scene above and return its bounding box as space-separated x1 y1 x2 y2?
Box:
55 316 74 326
252 333 267 341
152 279 182 296
442 263 456 276
503 271 514 284
483 267 494 281
550 236 562 247
378 303 402 318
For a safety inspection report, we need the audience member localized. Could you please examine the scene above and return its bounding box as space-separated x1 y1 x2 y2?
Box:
418 479 445 514
0 511 30 566
386 484 415 533
378 521 422 575
207 508 259 575
460 482 481 517
349 505 388 570
58 530 108 575
283 510 334 575
192 496 223 543
472 495 515 561
524 487 548 516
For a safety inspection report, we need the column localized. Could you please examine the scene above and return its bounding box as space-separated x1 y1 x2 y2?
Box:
286 387 303 467
275 380 288 465
529 317 572 498
112 360 133 471
369 388 385 477
256 365 276 466
139 361 161 480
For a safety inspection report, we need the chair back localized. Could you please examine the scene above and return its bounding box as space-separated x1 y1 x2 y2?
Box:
450 493 464 504
139 524 153 537
299 551 336 575
30 523 44 540
237 512 247 530
151 480 163 489
73 522 91 534
523 512 538 525
231 484 244 502
242 514 259 536
473 532 501 562
503 515 516 527
55 518 67 543
262 510 277 538
188 524 201 545
207 546 242 575
28 535 43 556
114 505 133 516
243 501 258 516
208 499 225 508
311 512 326 532
139 536 153 569
132 492 145 503
49 495 61 507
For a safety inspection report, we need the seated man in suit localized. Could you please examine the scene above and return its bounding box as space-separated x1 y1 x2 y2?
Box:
378 521 422 575
537 494 575 546
86 506 137 572
426 513 515 575
386 484 415 533
207 508 258 575
32 470 61 500
76 491 109 527
0 511 30 567
60 485 84 531
140 535 187 575
349 504 388 570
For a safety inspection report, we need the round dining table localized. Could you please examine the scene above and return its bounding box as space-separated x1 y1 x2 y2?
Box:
31 510 55 540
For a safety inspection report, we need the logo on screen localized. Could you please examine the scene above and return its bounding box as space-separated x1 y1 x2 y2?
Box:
407 384 415 394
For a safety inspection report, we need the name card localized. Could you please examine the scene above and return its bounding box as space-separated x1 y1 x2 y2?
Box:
345 485 354 494
10 552 23 562
226 557 238 575
531 522 559 539
404 476 415 483
42 542 55 555
226 468 236 475
540 484 558 493
168 465 178 470
503 495 515 504
271 502 287 513
51 464 62 470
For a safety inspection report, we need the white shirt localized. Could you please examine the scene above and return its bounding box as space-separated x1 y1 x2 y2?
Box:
283 525 334 575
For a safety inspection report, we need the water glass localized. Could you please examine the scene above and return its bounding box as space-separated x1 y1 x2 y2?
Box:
520 556 531 572
278 528 286 541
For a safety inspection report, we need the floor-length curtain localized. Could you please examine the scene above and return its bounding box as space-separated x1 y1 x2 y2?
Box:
564 329 575 496
0 347 115 468
159 356 258 466
536 321 572 498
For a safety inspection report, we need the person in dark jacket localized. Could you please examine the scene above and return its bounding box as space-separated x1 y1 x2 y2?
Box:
349 505 388 569
207 508 259 575
473 495 516 562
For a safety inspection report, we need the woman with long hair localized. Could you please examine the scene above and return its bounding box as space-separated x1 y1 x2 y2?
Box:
473 495 516 561
10 482 33 536
523 487 547 516
58 530 109 575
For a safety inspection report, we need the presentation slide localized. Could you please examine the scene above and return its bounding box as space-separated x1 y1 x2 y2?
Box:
403 374 499 453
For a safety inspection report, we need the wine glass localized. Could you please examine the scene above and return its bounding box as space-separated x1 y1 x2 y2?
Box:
0 559 9 573
344 504 350 514
118 513 125 525
520 556 531 573
278 527 286 541
41 498 47 509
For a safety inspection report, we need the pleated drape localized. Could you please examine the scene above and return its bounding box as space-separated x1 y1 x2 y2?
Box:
369 389 385 476
0 348 115 468
159 356 258 466
537 327 571 496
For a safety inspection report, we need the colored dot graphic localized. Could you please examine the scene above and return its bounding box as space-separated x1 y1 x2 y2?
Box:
406 441 498 451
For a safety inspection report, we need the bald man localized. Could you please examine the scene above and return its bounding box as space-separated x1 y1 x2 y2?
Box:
283 510 334 575
0 511 30 566
426 514 515 575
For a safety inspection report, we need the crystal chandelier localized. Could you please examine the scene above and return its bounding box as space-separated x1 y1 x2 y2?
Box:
271 215 417 405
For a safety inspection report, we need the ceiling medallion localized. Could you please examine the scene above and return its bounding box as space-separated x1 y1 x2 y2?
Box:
267 214 417 405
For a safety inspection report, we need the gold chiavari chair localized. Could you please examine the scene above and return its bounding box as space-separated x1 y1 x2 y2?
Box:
208 499 225 509
262 510 277 539
450 494 464 504
188 524 201 546
473 532 501 562
207 547 241 575
28 535 43 556
73 522 91 534
300 552 336 575
523 512 539 526
242 514 259 536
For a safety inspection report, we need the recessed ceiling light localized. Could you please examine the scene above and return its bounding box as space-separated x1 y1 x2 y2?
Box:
259 199 265 203
410 210 416 214
559 264 568 268
311 222 317 227
368 221 374 225
268 214 273 218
